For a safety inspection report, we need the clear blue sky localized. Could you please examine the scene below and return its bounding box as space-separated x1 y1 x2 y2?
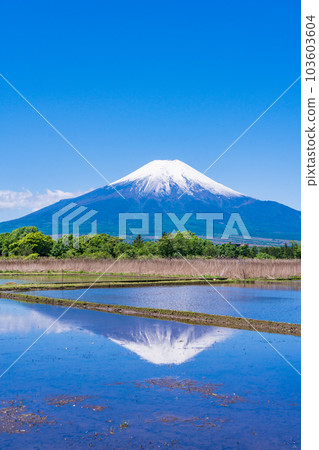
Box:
0 0 300 221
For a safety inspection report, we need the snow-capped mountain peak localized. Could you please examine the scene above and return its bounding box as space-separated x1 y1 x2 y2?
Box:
111 159 243 198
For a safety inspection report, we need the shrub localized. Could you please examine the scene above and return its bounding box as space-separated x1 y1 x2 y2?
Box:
256 252 275 259
24 253 40 260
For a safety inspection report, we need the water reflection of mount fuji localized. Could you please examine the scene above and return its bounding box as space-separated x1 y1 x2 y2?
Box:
0 301 233 365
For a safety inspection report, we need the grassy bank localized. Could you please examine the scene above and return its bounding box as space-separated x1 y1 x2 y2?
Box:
0 276 301 292
0 258 301 279
1 291 301 336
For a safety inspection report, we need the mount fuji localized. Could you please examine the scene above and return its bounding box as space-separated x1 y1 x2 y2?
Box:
0 160 300 240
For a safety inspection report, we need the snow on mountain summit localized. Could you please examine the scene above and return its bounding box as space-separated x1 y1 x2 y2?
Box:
109 325 233 365
111 159 243 198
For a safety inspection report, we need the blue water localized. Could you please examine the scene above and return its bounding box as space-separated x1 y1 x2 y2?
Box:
0 278 33 284
29 283 301 323
0 298 300 449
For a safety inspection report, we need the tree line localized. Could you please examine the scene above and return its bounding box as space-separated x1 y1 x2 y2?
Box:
0 227 301 260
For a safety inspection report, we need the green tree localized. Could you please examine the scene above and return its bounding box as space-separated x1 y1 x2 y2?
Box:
0 227 38 256
9 231 54 256
133 234 145 249
51 239 69 258
157 233 174 258
0 226 301 261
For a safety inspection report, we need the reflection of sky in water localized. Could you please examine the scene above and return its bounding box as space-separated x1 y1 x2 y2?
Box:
0 299 300 449
0 278 34 285
0 303 84 335
29 284 301 323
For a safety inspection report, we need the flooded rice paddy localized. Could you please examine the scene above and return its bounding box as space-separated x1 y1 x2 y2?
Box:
0 294 300 449
29 283 301 324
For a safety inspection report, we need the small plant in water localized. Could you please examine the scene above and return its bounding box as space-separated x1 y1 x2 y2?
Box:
119 421 129 429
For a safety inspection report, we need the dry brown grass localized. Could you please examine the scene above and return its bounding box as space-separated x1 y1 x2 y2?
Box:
0 257 300 279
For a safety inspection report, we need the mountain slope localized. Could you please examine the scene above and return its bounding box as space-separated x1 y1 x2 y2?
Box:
0 160 301 240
